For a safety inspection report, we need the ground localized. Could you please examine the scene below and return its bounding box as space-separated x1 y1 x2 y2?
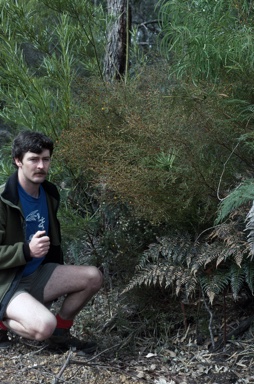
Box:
1 289 254 384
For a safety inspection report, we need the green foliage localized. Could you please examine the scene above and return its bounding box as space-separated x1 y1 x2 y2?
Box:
0 0 106 137
158 0 254 82
57 72 254 229
0 0 108 244
0 0 164 274
245 201 254 260
157 2 254 306
229 263 246 298
215 180 254 224
199 269 231 304
3 0 253 234
98 212 158 283
0 159 13 185
2 0 254 317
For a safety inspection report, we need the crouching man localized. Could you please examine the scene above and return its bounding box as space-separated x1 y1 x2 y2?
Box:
0 130 103 352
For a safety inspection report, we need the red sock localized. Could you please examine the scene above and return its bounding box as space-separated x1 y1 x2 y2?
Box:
0 321 8 330
56 314 74 329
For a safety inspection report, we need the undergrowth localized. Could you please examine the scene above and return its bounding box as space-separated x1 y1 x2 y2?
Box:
56 68 254 231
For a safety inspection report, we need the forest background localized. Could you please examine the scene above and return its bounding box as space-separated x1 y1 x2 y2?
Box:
1 0 254 352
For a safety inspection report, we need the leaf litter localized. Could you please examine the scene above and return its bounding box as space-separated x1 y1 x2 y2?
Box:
1 289 254 383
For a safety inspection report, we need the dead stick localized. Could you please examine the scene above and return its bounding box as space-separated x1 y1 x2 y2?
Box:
52 349 73 384
70 342 121 366
223 289 227 347
213 315 254 351
201 283 215 349
181 302 188 331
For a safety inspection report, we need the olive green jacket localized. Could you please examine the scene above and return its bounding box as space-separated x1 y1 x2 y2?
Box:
0 171 63 320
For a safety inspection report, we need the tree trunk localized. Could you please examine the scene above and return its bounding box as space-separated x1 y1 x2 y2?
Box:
103 0 130 81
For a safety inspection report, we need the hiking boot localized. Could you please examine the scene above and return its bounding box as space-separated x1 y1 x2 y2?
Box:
48 328 97 354
0 330 11 349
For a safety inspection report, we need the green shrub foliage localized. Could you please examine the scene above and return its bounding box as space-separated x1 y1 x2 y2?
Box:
2 0 254 312
57 73 253 229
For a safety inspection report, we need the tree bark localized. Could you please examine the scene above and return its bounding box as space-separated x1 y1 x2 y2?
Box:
103 0 130 81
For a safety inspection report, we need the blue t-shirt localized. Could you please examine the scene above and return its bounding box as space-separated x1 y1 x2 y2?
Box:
18 183 49 277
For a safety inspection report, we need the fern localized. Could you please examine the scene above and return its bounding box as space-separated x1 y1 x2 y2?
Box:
123 220 254 304
215 180 254 224
123 232 199 298
191 242 224 273
157 234 193 266
243 261 254 294
199 269 231 304
245 201 254 258
229 264 246 300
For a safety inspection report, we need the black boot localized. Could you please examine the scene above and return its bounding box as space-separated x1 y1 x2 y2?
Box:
0 330 11 349
48 328 97 354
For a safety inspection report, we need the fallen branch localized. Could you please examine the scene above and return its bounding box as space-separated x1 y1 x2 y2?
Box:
52 349 73 384
212 315 254 351
201 284 215 349
70 342 121 366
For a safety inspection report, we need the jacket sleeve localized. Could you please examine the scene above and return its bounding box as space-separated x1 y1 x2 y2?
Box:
0 242 30 269
0 200 32 269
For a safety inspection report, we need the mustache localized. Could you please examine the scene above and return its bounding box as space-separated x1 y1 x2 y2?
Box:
34 171 46 175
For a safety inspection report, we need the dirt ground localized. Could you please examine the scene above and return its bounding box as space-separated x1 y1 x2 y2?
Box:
1 290 254 384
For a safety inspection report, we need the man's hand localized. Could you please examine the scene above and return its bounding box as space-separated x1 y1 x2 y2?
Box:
29 230 50 258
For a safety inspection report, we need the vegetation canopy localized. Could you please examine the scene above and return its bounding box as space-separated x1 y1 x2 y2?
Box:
1 0 254 358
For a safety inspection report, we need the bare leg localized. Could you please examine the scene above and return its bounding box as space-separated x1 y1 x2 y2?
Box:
43 265 103 320
4 292 56 340
3 265 102 341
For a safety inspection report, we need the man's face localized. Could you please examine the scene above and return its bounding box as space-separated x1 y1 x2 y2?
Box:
14 149 51 185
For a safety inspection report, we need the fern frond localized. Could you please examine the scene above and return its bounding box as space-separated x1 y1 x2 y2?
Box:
122 264 162 292
245 201 254 258
137 243 161 269
243 261 254 294
175 270 197 296
215 247 245 268
123 227 251 303
215 250 228 268
135 232 195 274
158 233 193 265
123 260 197 298
215 180 254 224
206 290 215 305
191 242 224 273
206 219 248 268
234 250 244 267
200 270 231 304
122 266 158 291
229 264 245 300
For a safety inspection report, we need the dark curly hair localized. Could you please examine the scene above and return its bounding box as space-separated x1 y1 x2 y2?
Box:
12 130 54 167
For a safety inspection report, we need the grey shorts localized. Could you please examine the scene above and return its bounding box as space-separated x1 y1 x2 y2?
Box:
10 263 59 305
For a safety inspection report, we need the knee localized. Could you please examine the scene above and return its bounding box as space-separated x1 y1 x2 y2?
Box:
85 266 103 292
33 314 57 341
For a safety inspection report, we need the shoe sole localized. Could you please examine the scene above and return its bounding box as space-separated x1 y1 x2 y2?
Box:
47 340 96 354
